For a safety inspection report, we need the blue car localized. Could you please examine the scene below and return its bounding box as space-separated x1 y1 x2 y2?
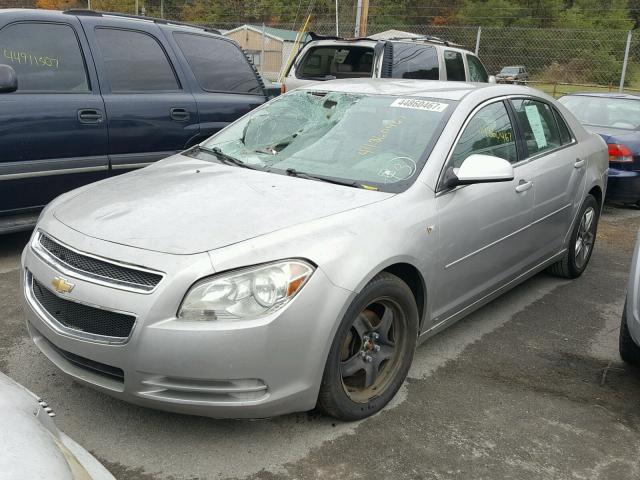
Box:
559 93 640 205
0 9 278 234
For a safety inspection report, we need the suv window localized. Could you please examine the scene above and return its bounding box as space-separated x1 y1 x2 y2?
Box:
553 109 573 145
466 54 488 82
444 50 465 81
95 28 179 93
174 33 262 94
450 101 517 168
296 46 374 79
0 22 89 92
511 99 562 156
390 43 439 80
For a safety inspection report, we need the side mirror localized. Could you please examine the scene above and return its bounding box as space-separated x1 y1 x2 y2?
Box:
488 75 497 84
445 154 514 188
0 64 17 93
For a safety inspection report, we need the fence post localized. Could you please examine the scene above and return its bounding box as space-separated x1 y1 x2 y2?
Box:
619 30 632 93
475 26 481 55
261 23 266 76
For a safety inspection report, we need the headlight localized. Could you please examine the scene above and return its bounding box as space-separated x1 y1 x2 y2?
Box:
177 260 315 321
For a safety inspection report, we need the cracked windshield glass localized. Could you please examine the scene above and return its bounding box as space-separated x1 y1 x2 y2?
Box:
196 90 451 191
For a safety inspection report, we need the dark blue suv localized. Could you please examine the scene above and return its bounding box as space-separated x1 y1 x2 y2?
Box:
0 9 276 233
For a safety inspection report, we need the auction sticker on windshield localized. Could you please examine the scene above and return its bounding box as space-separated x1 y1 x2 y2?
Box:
390 98 449 112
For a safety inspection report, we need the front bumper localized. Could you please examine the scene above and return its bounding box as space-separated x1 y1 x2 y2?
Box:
22 222 353 418
605 167 640 204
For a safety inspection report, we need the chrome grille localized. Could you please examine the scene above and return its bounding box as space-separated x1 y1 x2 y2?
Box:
37 233 162 292
31 277 136 340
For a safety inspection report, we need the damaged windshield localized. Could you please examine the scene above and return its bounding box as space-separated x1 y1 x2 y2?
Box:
195 90 453 191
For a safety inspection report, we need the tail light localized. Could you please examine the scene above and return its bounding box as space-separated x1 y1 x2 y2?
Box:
608 143 634 163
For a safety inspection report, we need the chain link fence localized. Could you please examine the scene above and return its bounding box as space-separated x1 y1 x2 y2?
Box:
2 0 638 92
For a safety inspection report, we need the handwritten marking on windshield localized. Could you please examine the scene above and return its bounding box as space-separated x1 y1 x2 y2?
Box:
358 117 405 156
377 157 416 183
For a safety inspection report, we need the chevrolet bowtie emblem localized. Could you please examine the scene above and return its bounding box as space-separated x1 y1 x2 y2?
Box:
51 276 75 294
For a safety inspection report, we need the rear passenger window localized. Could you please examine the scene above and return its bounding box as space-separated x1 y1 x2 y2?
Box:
390 44 439 80
466 54 488 83
450 101 518 168
296 46 374 79
0 22 89 92
444 50 465 81
511 99 562 156
95 28 179 93
174 33 262 94
553 109 573 145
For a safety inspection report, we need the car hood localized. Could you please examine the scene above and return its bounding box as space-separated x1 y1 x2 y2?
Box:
53 155 393 255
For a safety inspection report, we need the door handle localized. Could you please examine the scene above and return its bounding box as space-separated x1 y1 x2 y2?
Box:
77 109 103 124
170 107 190 122
574 158 585 168
515 180 533 193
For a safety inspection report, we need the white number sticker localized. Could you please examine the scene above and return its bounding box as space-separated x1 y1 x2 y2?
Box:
390 98 449 112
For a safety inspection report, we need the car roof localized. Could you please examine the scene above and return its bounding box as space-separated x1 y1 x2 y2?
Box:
302 37 473 53
0 8 221 35
562 92 640 100
297 78 535 101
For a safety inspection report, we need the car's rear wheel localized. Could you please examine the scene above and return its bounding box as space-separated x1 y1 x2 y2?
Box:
620 300 640 364
547 194 599 279
316 272 418 420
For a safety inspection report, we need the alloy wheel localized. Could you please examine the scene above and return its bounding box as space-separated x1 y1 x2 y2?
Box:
339 298 406 403
575 206 596 269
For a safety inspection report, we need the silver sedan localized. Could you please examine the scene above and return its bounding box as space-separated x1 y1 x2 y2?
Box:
22 79 608 420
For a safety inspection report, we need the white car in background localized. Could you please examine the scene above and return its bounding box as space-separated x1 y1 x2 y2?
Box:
0 371 115 479
284 34 494 91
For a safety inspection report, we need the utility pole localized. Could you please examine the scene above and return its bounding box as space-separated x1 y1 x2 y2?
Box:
620 30 632 93
354 0 361 37
358 0 369 37
335 0 339 36
135 0 138 15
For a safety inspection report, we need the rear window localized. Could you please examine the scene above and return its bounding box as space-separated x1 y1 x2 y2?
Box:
390 43 439 80
296 46 374 79
559 95 640 131
173 33 262 94
95 28 179 93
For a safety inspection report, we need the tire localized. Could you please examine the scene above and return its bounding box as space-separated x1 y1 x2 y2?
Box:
316 272 419 421
547 194 600 279
620 303 640 364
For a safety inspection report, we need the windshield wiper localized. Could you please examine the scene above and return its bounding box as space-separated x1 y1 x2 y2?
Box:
284 168 361 188
193 145 261 170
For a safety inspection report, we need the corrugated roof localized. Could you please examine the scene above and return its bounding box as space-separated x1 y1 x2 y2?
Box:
224 24 310 43
369 29 421 40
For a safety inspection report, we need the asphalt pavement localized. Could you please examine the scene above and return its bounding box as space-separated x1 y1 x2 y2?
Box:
2 205 640 480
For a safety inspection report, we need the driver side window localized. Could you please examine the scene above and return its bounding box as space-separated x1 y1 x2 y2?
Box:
450 101 518 168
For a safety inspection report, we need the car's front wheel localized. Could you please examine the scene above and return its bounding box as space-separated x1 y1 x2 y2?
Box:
547 194 599 278
316 272 418 420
